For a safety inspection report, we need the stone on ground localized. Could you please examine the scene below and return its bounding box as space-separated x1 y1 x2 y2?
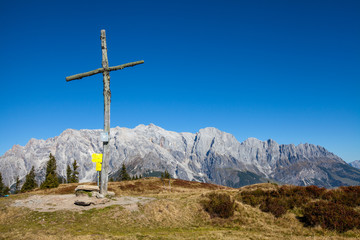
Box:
75 185 100 192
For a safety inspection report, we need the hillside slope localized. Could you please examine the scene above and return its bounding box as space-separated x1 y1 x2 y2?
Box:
1 178 359 239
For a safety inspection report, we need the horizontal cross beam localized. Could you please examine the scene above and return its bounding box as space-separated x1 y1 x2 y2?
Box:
66 60 144 82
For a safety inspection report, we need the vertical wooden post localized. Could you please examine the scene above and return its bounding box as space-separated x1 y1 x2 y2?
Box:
66 30 144 196
101 29 110 195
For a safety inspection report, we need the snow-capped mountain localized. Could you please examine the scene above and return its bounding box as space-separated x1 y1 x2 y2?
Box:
349 160 360 169
1 124 360 189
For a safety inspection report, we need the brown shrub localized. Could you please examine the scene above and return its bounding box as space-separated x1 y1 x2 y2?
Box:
302 200 360 232
304 185 326 198
338 186 360 206
238 189 268 207
322 186 360 207
202 192 235 218
259 197 287 218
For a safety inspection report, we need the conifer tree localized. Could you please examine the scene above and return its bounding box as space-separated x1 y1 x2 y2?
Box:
41 153 59 189
14 176 20 194
66 164 72 183
161 170 171 180
0 173 10 195
21 166 37 192
0 173 4 194
119 163 130 181
0 172 7 195
70 160 79 183
164 170 171 179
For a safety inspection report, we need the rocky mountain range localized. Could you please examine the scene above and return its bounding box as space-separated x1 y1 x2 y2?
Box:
1 124 360 189
349 160 360 169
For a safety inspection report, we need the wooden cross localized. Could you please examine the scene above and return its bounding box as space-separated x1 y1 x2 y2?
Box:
66 29 144 195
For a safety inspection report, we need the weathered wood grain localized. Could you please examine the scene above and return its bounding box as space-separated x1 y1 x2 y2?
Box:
65 61 144 82
101 29 110 195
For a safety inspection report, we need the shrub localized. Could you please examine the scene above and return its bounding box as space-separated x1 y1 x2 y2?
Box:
338 186 360 207
322 186 360 207
285 194 310 210
239 189 268 207
302 200 360 232
304 185 326 199
240 194 263 207
202 192 235 218
260 196 287 218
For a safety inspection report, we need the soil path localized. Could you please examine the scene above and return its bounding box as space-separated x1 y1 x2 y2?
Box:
11 194 155 212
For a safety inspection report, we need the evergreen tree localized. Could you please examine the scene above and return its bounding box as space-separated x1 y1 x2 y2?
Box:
41 153 59 189
66 164 72 183
3 186 10 195
119 163 130 181
0 172 7 196
21 166 37 192
161 170 171 180
164 170 171 179
14 176 20 194
0 173 3 194
70 160 79 183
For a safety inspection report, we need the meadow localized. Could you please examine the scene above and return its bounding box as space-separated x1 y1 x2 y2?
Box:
1 178 359 239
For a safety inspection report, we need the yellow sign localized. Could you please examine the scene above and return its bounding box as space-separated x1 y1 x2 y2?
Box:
92 153 103 163
96 162 102 171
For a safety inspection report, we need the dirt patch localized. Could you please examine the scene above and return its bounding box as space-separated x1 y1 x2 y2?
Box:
11 194 155 212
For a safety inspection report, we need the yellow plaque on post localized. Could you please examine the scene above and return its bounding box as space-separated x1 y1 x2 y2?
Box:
96 162 102 171
92 153 103 163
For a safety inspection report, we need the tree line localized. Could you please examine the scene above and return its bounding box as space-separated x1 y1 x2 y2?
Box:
0 154 80 194
1 156 172 195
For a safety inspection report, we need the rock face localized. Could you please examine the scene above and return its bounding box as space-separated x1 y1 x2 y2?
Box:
349 160 360 169
1 124 360 189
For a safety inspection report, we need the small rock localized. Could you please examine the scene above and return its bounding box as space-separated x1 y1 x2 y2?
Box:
106 191 115 197
94 198 110 205
75 185 100 192
94 192 104 199
74 200 92 206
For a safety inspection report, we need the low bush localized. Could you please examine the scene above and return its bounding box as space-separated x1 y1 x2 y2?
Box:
202 192 235 218
238 189 268 207
259 197 287 218
304 185 326 198
302 200 360 233
321 186 360 207
238 184 360 230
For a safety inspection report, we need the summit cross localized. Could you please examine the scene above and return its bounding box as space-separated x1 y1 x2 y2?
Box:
66 29 144 195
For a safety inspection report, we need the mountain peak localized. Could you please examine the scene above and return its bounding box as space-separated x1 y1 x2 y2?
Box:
135 123 164 131
0 124 356 189
349 160 360 169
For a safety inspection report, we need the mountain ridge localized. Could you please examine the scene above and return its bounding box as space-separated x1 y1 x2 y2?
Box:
1 124 359 189
349 160 360 169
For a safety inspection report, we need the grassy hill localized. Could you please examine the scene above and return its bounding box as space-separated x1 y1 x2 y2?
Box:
1 178 359 239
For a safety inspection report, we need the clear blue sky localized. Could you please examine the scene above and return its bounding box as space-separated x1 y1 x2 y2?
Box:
0 0 359 162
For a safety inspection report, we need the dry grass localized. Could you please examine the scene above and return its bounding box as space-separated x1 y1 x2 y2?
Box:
1 178 359 239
